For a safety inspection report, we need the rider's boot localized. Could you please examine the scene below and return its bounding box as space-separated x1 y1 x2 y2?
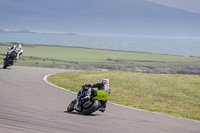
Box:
11 60 14 65
99 101 107 112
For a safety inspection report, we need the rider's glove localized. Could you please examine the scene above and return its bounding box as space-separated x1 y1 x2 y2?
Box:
85 84 92 87
82 85 89 91
82 95 90 100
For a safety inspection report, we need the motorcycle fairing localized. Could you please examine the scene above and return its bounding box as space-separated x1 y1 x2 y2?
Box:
93 90 109 101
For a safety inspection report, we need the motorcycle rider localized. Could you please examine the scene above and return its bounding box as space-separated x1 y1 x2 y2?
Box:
75 78 111 112
4 43 23 63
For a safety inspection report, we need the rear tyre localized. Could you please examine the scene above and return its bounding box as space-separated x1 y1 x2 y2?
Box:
82 100 100 115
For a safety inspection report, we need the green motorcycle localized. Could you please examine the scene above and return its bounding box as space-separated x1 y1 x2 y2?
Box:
67 86 109 115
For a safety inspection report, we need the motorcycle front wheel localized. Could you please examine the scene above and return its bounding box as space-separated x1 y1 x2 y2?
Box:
67 100 76 112
3 58 12 69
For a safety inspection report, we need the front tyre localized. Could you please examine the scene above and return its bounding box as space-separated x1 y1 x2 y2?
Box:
3 58 12 69
82 100 100 115
67 100 76 112
3 65 7 69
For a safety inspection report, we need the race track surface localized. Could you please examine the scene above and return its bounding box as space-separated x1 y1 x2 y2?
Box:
0 66 199 133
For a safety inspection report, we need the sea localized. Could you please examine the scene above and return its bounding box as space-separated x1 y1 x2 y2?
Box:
0 32 200 57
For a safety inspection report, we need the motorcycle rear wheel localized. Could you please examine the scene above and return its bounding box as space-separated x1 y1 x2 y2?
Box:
82 100 100 115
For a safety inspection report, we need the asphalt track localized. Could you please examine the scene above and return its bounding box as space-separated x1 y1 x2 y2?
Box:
0 66 199 133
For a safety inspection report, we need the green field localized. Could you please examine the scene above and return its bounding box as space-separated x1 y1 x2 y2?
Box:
1 43 200 74
1 43 200 62
48 71 200 121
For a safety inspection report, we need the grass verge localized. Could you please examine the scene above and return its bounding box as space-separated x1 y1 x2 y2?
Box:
1 43 200 74
48 71 200 121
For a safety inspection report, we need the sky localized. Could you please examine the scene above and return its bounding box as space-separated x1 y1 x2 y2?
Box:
147 0 200 14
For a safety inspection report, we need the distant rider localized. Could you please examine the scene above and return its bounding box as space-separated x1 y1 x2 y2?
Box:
4 43 23 63
76 78 111 112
